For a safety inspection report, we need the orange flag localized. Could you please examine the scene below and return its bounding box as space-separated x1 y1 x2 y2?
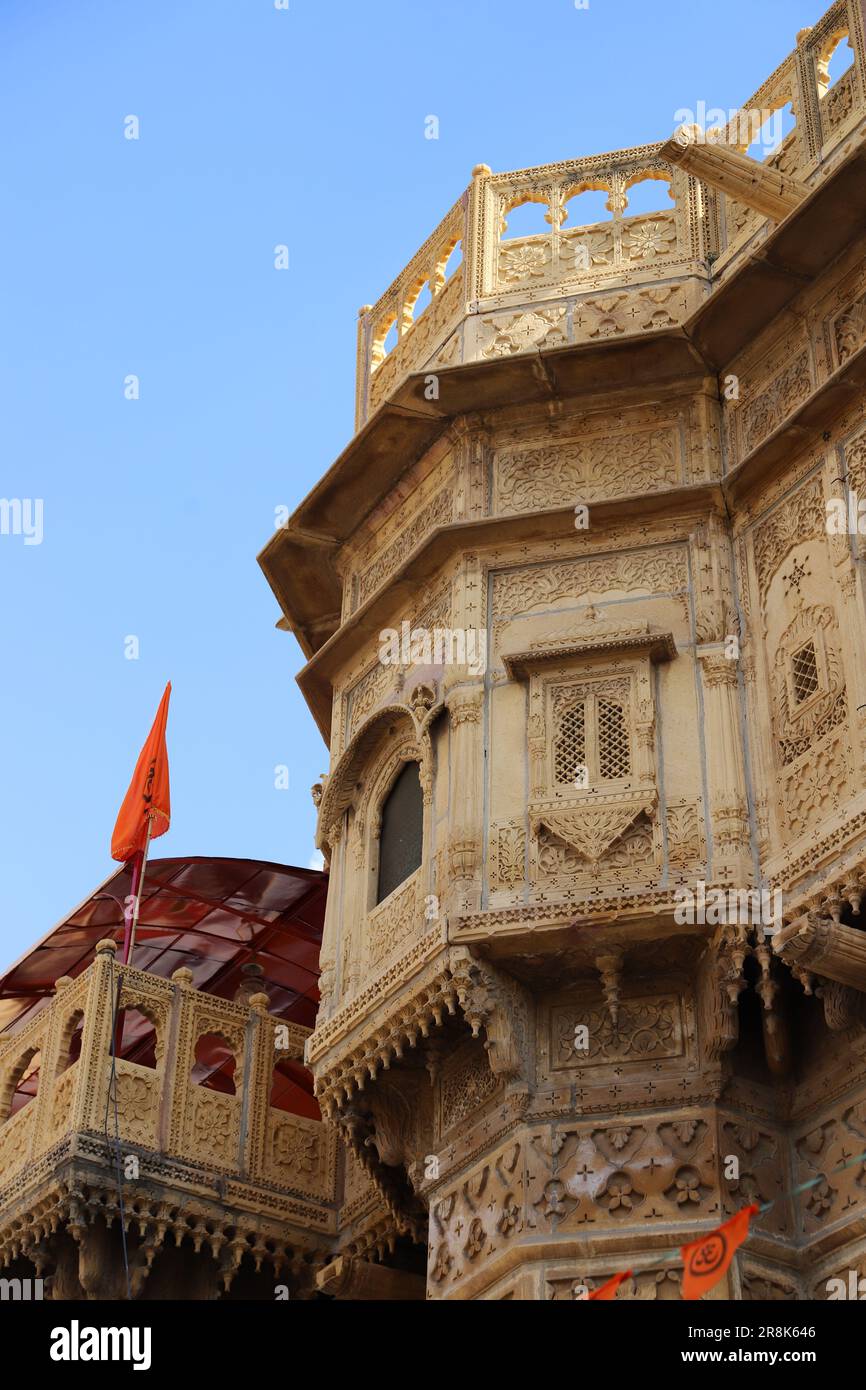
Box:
589 1270 632 1300
111 683 172 862
681 1205 758 1300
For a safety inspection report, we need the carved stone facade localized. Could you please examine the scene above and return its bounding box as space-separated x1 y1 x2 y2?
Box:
254 0 866 1300
8 0 866 1305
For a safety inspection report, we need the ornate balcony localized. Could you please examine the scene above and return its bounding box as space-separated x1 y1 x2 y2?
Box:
354 0 866 431
0 940 340 1298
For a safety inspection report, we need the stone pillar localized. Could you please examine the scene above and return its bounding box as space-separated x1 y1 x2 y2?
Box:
316 809 344 1016
465 163 492 306
825 507 866 763
444 686 485 915
340 814 366 1000
697 647 752 883
76 938 120 1132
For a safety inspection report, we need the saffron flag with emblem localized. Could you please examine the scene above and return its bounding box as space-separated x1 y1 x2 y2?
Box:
110 683 172 862
681 1205 758 1300
589 1270 632 1300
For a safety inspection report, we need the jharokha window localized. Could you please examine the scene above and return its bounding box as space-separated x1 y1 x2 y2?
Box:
554 691 631 787
376 761 423 904
791 639 820 705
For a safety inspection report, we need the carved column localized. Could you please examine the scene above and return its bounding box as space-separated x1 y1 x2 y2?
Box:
793 27 823 162
825 497 866 756
697 647 752 882
332 816 361 1001
740 650 770 854
448 417 488 525
315 802 341 1017
77 938 121 1132
444 687 485 915
466 162 492 305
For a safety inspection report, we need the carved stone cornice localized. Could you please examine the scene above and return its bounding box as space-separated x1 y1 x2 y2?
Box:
311 954 459 1116
503 622 676 678
0 1149 332 1296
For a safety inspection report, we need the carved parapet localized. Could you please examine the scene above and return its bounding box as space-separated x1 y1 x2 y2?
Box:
773 912 866 992
0 957 336 1270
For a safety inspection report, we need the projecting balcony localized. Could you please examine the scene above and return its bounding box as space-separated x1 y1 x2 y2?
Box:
354 1 866 430
0 940 338 1298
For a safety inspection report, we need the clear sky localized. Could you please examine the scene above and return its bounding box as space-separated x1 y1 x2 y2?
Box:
0 0 830 970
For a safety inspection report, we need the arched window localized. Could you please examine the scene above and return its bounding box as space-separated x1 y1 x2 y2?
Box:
192 1032 237 1095
1 1047 41 1122
56 1011 84 1076
377 761 423 904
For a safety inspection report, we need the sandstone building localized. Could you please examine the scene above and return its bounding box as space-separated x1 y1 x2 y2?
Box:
3 0 866 1302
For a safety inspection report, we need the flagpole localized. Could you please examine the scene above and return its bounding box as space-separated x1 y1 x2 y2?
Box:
123 815 154 965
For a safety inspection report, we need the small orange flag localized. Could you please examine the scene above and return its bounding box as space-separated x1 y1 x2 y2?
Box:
111 683 172 862
681 1205 758 1300
589 1270 632 1300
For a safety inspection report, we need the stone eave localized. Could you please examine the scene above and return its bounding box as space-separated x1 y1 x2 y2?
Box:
296 484 722 742
502 628 678 677
450 898 704 958
260 138 866 671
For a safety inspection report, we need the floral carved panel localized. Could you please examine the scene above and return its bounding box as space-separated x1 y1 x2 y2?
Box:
494 421 682 516
492 549 689 621
547 994 686 1075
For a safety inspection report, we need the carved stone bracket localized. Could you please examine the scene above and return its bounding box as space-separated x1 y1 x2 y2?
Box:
816 978 865 1032
660 126 809 221
530 793 657 867
447 948 530 1084
773 911 866 994
696 927 747 1065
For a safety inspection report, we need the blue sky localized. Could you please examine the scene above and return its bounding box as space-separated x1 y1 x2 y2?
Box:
0 0 830 969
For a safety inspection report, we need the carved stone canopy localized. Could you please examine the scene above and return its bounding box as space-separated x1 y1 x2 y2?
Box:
503 618 676 679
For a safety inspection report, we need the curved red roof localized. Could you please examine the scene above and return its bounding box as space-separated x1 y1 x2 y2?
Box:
1 855 326 1033
0 857 326 1118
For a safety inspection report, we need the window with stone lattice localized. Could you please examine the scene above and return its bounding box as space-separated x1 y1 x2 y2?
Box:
553 690 631 787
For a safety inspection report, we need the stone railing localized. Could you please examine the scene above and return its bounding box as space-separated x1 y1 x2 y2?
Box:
0 940 337 1209
354 0 866 430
